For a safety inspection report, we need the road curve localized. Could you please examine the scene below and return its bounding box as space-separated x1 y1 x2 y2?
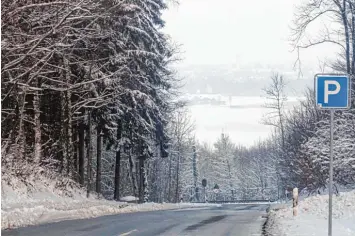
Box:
2 204 269 236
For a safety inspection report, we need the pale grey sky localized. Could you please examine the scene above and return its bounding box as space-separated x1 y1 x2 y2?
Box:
162 0 338 68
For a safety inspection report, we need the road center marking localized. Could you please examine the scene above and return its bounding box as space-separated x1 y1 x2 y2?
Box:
119 229 138 236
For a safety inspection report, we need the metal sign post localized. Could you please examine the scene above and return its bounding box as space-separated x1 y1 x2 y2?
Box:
329 109 334 236
315 74 351 236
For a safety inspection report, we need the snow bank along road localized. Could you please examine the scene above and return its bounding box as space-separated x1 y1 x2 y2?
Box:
1 204 269 236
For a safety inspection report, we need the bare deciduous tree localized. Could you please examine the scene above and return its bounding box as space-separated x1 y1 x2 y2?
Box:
262 73 287 150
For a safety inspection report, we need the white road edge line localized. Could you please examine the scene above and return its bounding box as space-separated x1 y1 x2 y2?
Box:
172 207 211 211
119 229 138 236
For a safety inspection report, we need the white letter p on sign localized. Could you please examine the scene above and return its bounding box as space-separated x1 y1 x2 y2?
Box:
324 80 341 103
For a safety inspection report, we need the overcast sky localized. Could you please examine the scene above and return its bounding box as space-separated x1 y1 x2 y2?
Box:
162 0 338 69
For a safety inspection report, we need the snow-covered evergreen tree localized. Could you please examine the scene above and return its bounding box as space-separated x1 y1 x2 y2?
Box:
211 133 237 194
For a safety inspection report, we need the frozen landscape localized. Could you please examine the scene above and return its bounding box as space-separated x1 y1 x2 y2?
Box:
184 94 305 146
2 0 355 235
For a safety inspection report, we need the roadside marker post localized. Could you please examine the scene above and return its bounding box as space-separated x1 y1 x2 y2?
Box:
315 74 351 236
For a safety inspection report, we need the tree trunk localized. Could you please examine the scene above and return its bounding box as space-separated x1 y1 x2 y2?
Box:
66 92 73 177
33 83 41 164
227 161 233 191
342 0 351 74
64 57 72 177
276 93 285 150
114 120 122 201
78 117 85 185
86 111 92 198
175 152 180 203
136 160 140 198
96 126 102 196
143 160 149 202
138 157 144 203
129 151 138 198
60 92 67 173
192 145 198 202
17 90 27 161
351 2 355 75
73 124 78 180
167 155 172 202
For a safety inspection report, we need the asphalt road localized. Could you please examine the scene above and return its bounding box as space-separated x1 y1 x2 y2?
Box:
2 204 269 236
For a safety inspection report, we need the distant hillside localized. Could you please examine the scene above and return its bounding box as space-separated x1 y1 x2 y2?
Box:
174 63 315 96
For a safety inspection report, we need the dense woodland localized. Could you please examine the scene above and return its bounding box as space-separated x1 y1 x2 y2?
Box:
1 0 355 204
1 0 181 202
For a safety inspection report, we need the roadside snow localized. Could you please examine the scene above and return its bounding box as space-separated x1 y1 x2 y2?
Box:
266 190 355 236
120 196 138 202
1 177 220 229
2 198 220 230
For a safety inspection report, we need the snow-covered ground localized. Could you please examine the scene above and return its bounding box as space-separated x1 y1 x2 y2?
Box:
120 196 139 202
185 94 304 146
266 190 355 236
2 196 218 230
1 171 221 230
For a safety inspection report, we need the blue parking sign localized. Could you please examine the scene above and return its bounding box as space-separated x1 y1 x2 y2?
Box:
315 74 350 109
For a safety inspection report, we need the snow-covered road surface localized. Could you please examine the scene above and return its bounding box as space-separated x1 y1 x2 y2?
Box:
1 204 269 236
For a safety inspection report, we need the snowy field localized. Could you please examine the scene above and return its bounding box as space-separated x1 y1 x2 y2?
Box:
1 173 221 229
266 190 355 236
185 94 304 146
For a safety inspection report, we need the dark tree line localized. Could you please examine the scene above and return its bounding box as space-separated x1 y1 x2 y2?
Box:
1 0 181 202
